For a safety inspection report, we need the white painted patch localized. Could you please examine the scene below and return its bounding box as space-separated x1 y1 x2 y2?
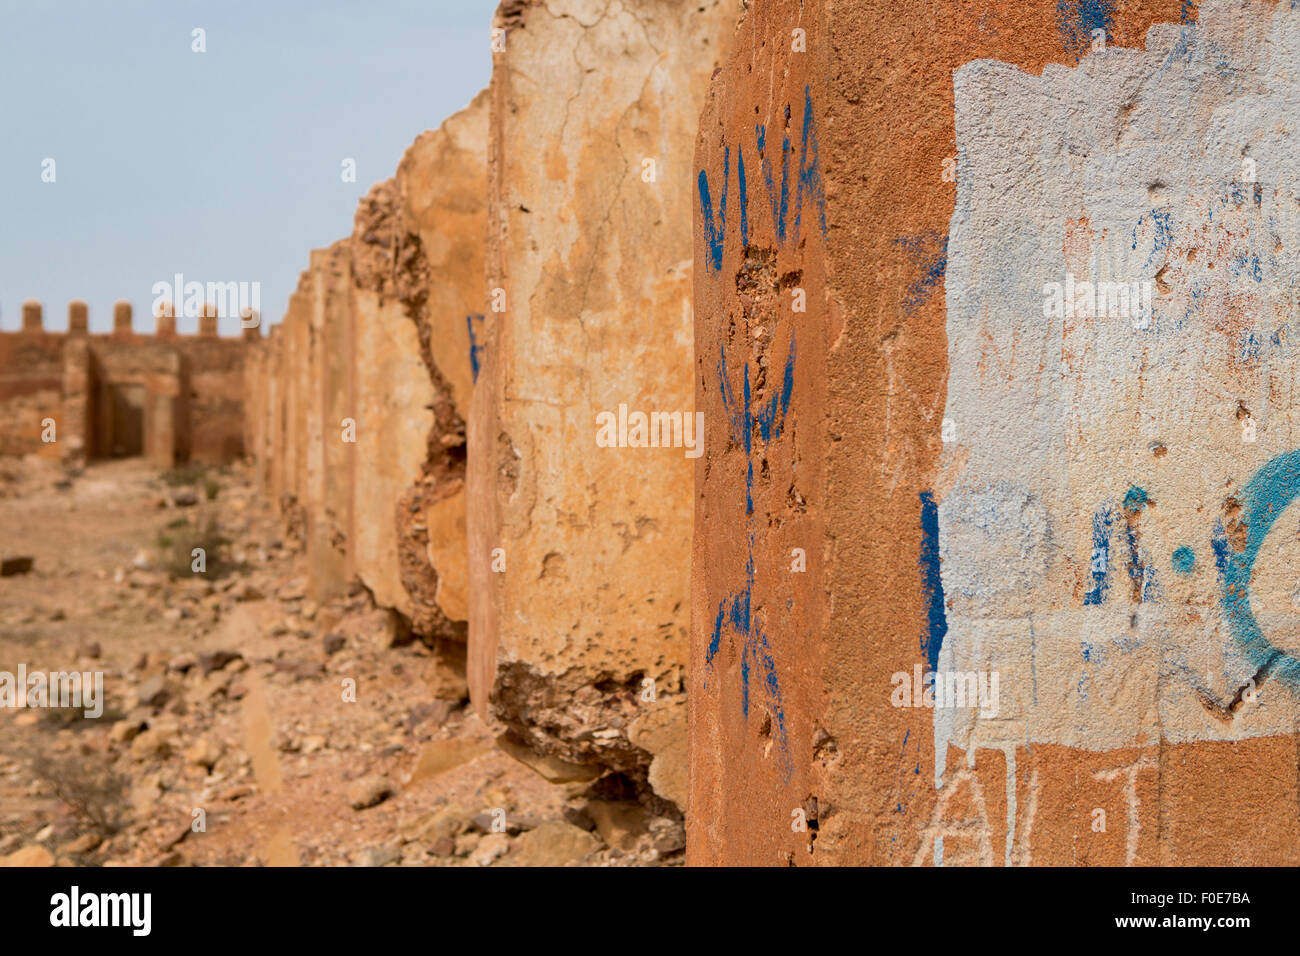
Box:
937 0 1300 781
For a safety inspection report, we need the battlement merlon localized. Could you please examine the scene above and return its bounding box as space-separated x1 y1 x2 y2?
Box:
4 300 260 339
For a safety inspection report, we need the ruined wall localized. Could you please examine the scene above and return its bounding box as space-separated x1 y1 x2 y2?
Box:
89 337 182 467
310 242 354 602
243 329 268 488
0 302 63 458
0 300 247 466
285 286 310 539
351 184 434 618
348 92 487 633
692 0 1300 865
468 0 734 809
245 92 487 631
391 92 488 643
173 335 250 464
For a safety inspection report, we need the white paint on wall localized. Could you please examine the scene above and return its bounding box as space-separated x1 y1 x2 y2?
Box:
937 0 1300 784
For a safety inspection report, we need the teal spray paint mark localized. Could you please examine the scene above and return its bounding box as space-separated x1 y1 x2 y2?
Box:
1218 449 1300 688
1084 506 1115 605
1056 0 1114 59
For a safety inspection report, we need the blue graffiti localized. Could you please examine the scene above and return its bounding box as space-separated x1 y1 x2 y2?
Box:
755 339 795 444
756 123 789 244
1131 209 1176 270
1084 506 1115 605
1123 485 1148 510
707 332 797 782
919 491 947 673
1072 453 1300 692
466 314 485 382
698 86 827 271
1211 519 1232 576
1221 181 1263 210
1231 251 1264 283
1056 0 1114 57
1123 486 1158 601
1076 489 1159 600
1083 487 1160 604
738 147 749 248
895 233 949 315
1124 524 1159 602
698 146 731 272
1239 330 1263 365
794 85 827 242
696 88 828 782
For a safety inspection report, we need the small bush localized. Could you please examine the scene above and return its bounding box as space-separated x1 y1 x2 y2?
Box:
161 463 207 487
157 515 232 578
22 746 128 835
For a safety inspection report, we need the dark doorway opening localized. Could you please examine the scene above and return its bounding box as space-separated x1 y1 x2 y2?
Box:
99 383 146 457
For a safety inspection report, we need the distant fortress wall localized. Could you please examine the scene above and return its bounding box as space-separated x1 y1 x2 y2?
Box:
0 299 253 465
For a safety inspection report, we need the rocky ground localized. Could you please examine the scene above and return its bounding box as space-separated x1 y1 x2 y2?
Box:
0 458 684 866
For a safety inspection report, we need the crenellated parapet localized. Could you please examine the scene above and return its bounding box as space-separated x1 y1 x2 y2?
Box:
4 299 258 339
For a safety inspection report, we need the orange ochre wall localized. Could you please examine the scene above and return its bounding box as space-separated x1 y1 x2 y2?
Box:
690 0 1300 866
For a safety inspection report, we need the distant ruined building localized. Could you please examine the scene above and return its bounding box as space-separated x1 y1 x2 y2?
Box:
0 299 252 466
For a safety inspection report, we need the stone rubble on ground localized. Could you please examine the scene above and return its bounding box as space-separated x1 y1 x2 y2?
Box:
0 460 684 866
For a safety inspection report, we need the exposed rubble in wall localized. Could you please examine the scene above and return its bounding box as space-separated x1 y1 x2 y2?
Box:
353 184 453 640
347 93 487 644
245 94 487 678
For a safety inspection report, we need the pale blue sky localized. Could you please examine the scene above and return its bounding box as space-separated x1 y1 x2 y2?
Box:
0 0 497 334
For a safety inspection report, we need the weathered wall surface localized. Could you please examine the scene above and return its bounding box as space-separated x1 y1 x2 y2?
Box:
468 0 733 810
262 286 303 537
0 302 63 458
689 0 1300 866
195 0 1300 867
246 92 486 633
937 0 1300 863
174 334 249 464
244 326 270 489
311 242 354 602
392 92 488 642
90 336 182 466
351 199 434 618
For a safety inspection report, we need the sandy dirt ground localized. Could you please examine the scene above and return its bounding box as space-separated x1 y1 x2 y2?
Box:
0 459 683 866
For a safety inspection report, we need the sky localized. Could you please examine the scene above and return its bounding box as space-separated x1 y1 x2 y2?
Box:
0 0 497 335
